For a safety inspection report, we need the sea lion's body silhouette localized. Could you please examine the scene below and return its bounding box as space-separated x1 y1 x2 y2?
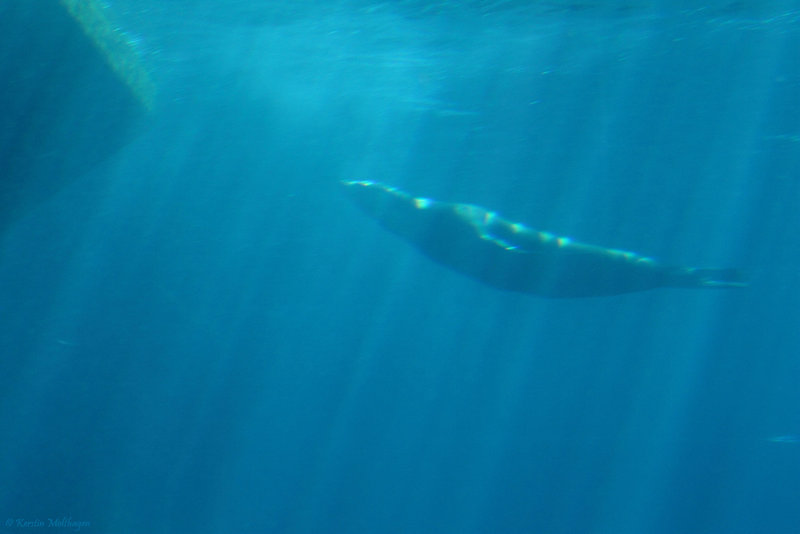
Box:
343 180 746 298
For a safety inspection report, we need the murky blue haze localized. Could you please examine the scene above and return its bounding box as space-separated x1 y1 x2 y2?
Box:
2 1 800 533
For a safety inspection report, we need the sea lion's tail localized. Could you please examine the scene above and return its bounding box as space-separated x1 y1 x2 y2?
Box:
673 268 748 289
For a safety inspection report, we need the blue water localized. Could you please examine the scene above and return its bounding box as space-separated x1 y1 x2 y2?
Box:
2 1 800 533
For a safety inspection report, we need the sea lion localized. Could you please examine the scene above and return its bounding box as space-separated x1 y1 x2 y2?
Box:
342 180 746 298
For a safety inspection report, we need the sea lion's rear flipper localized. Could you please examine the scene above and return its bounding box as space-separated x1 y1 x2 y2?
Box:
684 268 748 289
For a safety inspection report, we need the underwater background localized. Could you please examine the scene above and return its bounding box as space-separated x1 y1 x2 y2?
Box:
1 1 800 532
